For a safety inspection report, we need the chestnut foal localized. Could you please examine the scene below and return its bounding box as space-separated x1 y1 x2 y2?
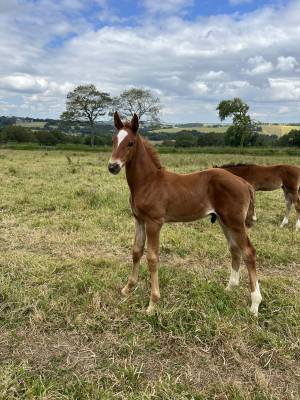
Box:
216 163 300 230
108 112 262 316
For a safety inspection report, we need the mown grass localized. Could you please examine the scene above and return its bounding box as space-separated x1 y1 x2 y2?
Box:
0 149 299 399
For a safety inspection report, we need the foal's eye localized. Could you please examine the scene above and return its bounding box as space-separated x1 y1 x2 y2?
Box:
128 141 135 147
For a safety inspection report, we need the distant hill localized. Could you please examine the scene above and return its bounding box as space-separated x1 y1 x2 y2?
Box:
150 123 300 137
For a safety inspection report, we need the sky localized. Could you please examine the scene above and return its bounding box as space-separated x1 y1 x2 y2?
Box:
0 0 300 123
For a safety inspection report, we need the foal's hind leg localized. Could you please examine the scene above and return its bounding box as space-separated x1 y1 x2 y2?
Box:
242 236 262 316
220 224 241 290
291 191 300 231
280 188 292 228
121 219 145 296
225 227 262 316
294 192 300 231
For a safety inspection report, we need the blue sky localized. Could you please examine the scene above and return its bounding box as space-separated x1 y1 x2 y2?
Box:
0 0 299 122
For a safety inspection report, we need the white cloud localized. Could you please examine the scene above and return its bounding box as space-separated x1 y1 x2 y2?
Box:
192 81 209 95
268 78 300 101
0 75 48 93
1 0 300 121
200 70 226 80
276 56 298 71
244 56 273 75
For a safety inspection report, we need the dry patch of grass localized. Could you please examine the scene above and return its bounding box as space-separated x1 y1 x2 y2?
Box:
0 149 299 399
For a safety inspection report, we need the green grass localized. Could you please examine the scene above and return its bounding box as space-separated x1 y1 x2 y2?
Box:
0 150 299 399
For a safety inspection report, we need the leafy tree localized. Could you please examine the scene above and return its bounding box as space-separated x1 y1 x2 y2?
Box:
175 133 197 147
35 131 59 145
114 88 161 122
278 129 300 147
0 116 17 127
0 125 34 142
217 98 258 147
61 84 112 146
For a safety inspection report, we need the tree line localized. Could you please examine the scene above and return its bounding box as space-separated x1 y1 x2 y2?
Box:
1 88 300 147
1 121 300 147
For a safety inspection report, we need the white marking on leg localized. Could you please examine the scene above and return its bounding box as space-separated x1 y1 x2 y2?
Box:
117 129 128 147
226 268 239 290
296 219 300 231
250 280 262 317
280 216 289 228
252 212 257 222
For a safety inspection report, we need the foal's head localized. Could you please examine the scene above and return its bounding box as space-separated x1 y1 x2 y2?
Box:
108 111 139 175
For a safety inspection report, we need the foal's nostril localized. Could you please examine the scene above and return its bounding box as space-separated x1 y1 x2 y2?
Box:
108 163 121 174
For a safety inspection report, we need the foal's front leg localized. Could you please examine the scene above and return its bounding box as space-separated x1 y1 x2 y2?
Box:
145 221 162 315
121 219 145 296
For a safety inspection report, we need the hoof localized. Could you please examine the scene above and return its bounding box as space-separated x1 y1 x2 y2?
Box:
250 306 259 317
280 217 289 228
146 301 157 315
121 286 130 296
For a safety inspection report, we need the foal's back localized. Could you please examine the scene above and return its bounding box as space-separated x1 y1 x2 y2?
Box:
220 164 300 191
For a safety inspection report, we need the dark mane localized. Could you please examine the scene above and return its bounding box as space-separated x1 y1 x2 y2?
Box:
215 162 257 168
141 138 162 169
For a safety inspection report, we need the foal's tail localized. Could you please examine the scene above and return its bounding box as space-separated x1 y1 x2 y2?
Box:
245 185 255 228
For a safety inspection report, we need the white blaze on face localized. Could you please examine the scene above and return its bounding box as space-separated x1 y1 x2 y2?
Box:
117 129 128 147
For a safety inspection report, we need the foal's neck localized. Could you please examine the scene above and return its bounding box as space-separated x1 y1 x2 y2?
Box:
125 136 158 195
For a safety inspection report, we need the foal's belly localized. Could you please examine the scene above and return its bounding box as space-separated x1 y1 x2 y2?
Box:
256 181 282 191
165 203 212 223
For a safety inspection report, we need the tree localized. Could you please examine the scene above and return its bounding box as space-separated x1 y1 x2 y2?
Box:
217 98 258 147
175 133 197 147
278 129 300 147
60 84 112 146
0 125 34 143
114 88 161 122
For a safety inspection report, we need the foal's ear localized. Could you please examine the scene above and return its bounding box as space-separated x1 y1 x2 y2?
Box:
114 111 124 130
131 113 139 133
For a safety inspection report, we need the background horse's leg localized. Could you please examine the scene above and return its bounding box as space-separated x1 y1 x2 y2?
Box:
280 188 292 227
145 221 162 314
121 219 145 296
220 224 241 290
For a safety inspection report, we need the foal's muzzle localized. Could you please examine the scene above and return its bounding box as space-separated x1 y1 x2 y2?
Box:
108 162 121 175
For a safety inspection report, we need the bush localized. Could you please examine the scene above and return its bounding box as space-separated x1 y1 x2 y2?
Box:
175 134 198 147
0 125 35 142
278 129 300 147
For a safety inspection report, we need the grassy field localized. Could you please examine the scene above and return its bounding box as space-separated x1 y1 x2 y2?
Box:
151 124 300 136
15 121 46 129
0 149 299 399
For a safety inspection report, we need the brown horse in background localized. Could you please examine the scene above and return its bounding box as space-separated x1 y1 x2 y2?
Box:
216 163 300 230
108 112 262 316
